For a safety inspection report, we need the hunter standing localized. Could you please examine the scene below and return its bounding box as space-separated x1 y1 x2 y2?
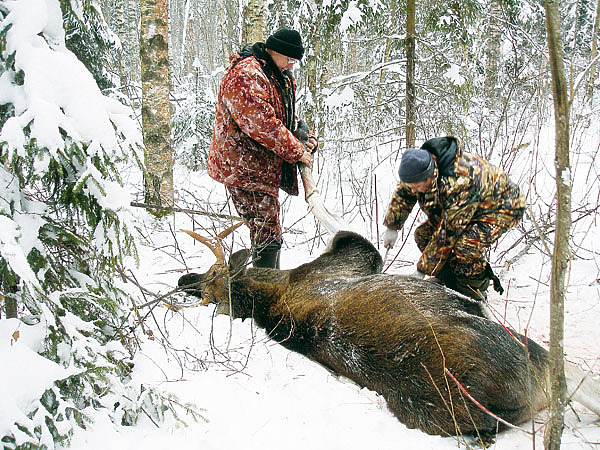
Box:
207 28 317 268
382 137 526 300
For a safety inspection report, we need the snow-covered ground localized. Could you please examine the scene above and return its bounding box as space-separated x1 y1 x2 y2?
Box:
2 0 598 445
59 145 600 450
1 131 599 448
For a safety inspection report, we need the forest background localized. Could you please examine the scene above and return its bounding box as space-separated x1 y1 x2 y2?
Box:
0 0 599 449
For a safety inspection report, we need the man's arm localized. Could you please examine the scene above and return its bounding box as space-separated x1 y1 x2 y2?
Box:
383 182 418 231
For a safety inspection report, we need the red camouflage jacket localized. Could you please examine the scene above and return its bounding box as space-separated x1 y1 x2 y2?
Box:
207 48 305 197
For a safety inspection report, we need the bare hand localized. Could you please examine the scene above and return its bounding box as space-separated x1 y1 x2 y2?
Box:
306 136 318 152
299 150 312 168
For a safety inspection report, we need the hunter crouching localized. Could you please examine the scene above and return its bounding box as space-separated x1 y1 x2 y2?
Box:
382 136 525 301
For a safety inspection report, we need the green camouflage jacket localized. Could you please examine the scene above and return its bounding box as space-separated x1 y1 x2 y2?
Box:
383 138 525 276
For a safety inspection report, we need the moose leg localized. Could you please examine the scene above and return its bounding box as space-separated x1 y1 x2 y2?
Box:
565 361 600 416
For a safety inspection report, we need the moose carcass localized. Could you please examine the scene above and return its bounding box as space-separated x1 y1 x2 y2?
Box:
178 229 600 436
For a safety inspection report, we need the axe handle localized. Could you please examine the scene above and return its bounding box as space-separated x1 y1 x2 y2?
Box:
299 163 347 234
299 163 318 202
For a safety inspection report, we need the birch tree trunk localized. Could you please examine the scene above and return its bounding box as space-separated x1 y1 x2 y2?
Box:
140 0 174 208
113 0 128 91
484 0 502 106
375 0 396 108
242 0 265 45
303 8 333 145
305 34 322 136
544 1 571 448
215 0 231 66
184 15 196 75
405 0 416 148
127 0 140 83
587 0 600 101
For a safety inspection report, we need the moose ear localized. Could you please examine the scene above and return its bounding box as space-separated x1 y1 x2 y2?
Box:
229 249 251 277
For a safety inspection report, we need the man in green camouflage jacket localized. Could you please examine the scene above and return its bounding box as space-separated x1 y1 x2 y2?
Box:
382 136 525 300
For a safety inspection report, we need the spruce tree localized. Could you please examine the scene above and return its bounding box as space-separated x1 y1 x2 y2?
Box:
0 0 188 447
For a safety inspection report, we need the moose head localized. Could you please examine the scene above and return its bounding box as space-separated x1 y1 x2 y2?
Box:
177 222 251 316
178 228 600 437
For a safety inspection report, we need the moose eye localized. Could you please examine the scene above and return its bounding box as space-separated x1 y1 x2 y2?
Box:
208 268 222 281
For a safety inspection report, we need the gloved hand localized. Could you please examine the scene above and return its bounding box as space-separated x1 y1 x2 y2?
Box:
382 228 398 249
294 119 318 153
411 269 427 279
293 120 310 143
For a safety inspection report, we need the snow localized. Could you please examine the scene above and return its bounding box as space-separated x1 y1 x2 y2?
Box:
0 0 139 161
0 215 41 289
0 319 75 440
340 1 363 32
55 162 599 450
324 85 355 109
444 63 466 87
0 0 599 448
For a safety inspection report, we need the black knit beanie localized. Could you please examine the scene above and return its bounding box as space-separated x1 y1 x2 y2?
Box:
398 148 435 183
265 28 305 60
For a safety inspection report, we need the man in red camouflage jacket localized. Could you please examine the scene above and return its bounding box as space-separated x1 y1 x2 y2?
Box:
382 137 525 301
207 29 317 268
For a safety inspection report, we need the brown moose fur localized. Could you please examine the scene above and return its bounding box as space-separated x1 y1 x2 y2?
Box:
178 231 600 437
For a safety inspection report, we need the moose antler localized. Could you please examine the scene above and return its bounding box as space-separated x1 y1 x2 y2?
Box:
181 221 244 263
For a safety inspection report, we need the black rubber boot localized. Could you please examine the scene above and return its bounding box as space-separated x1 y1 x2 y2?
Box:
252 241 281 269
435 264 457 288
454 274 490 301
454 262 506 301
436 263 490 302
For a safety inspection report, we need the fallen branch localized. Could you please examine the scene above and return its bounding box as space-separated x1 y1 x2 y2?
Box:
130 201 239 220
131 201 305 235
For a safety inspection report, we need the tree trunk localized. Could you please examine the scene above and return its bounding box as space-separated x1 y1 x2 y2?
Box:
241 0 265 45
113 0 128 92
184 16 196 75
405 0 416 148
304 5 337 143
127 0 140 83
544 1 571 449
376 0 397 107
484 0 502 106
587 0 600 101
304 33 322 136
4 294 17 319
215 0 231 66
140 0 174 208
0 266 19 319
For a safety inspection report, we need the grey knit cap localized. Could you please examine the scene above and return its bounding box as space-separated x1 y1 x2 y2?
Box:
398 148 435 183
